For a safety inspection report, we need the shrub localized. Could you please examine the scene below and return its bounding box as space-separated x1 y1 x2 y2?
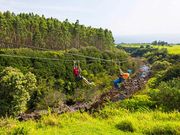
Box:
145 124 179 135
120 95 155 111
151 60 171 72
149 78 180 111
146 45 151 48
81 70 88 76
11 127 29 135
0 67 37 116
43 117 59 127
40 115 62 127
140 45 144 48
145 48 168 64
116 120 136 132
37 89 64 109
95 105 127 119
161 64 180 82
148 77 158 88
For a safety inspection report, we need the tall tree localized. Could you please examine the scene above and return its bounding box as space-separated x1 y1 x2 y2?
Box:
0 11 114 50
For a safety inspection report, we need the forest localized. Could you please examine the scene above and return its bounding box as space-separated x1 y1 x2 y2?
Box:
0 11 114 50
0 11 180 135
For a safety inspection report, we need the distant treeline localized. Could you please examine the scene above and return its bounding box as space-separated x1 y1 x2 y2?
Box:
151 40 168 45
0 11 114 50
117 45 158 57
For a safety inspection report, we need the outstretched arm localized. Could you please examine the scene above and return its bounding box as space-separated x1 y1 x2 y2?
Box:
78 65 82 72
73 61 76 68
119 68 124 75
78 61 82 72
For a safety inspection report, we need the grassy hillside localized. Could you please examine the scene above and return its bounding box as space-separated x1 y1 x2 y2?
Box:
154 45 180 54
0 105 180 135
119 44 180 55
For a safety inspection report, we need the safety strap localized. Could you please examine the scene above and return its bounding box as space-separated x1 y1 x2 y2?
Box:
73 60 77 67
118 61 121 72
118 61 125 75
77 60 80 67
77 60 82 72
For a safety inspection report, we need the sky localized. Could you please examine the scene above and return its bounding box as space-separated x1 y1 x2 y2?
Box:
0 0 180 43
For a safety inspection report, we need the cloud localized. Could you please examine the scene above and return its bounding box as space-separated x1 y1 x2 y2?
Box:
110 0 180 35
0 0 180 36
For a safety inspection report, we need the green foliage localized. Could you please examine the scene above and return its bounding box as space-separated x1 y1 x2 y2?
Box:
151 60 171 72
145 124 180 135
35 87 65 110
149 78 180 111
0 47 130 111
153 45 180 54
0 67 37 116
119 95 155 112
1 110 180 135
148 63 179 89
0 11 114 50
93 103 128 119
40 114 62 127
151 40 168 46
145 48 168 64
146 44 151 48
116 120 136 132
11 127 29 135
125 45 180 112
161 64 180 82
140 45 144 48
130 47 157 57
147 77 158 88
119 45 179 67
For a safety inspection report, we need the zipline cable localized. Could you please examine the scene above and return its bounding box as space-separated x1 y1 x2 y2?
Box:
0 54 60 61
0 54 128 64
0 40 129 63
21 45 129 62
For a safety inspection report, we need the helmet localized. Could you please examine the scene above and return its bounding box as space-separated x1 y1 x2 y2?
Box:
127 69 132 74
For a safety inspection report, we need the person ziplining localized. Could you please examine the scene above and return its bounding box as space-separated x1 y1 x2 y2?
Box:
73 61 95 86
113 67 131 90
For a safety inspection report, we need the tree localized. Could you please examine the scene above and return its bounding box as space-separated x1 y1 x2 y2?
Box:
61 23 71 50
151 40 157 45
0 67 37 116
152 40 168 46
96 28 105 50
73 20 80 49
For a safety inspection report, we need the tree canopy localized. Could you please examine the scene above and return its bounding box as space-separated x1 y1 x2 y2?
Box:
0 11 114 50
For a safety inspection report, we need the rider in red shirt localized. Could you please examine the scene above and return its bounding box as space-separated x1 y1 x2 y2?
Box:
73 61 95 85
73 61 83 81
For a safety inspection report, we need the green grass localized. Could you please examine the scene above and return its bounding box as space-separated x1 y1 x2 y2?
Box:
120 44 180 54
0 106 180 135
154 45 180 54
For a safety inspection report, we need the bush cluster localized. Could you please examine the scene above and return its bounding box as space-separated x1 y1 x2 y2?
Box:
0 67 36 116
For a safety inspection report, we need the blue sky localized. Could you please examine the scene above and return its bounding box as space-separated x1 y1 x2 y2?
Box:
0 0 180 43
